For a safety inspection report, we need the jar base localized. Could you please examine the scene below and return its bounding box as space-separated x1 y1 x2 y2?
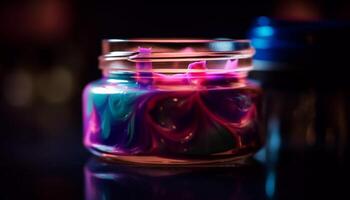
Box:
89 148 255 167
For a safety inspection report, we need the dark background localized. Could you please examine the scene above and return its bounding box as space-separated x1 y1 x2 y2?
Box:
1 0 350 199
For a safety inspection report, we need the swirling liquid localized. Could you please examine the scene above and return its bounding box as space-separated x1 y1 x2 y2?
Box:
83 62 262 165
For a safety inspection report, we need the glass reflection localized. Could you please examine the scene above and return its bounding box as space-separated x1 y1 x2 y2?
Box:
84 158 266 200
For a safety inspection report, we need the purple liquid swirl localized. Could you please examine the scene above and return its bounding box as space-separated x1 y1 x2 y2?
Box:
83 59 262 164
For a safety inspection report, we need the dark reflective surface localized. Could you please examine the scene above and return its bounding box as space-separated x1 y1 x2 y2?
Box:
85 158 266 200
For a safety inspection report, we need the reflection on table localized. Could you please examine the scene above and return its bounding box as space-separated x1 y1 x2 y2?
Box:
84 158 268 200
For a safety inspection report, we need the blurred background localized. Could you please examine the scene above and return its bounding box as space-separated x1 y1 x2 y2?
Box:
1 0 350 199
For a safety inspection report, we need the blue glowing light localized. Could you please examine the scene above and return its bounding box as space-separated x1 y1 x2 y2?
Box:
254 147 266 163
252 38 270 49
268 117 281 153
266 116 281 166
254 26 275 37
266 170 276 198
257 16 270 26
254 117 281 164
248 16 277 53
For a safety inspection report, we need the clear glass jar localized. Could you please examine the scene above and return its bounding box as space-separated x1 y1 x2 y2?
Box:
83 39 262 165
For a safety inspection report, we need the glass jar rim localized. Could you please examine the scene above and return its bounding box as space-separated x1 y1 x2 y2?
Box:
101 38 254 62
99 38 255 76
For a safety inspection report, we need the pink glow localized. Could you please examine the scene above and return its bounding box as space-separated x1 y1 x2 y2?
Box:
225 59 238 70
87 108 100 134
186 61 207 85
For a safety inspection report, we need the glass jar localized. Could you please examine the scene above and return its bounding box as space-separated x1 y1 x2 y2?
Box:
83 39 262 165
